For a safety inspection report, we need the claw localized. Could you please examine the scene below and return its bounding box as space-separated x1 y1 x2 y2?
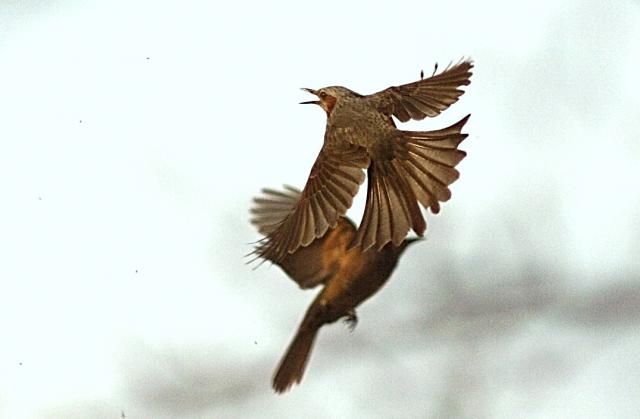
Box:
343 309 358 332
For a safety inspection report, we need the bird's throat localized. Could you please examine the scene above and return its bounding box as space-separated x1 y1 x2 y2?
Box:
322 96 337 116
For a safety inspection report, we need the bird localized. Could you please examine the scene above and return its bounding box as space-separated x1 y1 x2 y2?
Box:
250 185 421 393
253 59 472 263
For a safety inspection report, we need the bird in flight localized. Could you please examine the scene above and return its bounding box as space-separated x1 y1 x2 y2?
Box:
251 186 420 393
253 60 472 263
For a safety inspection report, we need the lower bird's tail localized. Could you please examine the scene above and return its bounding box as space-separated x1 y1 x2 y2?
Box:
272 322 320 393
352 114 470 251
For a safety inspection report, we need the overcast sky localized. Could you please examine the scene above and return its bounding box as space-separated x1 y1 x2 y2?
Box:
1 1 639 418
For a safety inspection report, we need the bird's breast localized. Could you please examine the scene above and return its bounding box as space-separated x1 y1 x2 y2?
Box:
327 101 395 150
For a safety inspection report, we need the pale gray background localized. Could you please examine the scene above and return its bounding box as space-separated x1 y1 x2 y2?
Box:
1 0 639 418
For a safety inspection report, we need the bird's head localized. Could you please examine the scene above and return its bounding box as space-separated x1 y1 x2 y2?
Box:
300 86 355 116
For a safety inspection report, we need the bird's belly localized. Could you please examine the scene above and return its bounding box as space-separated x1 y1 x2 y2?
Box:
318 255 394 322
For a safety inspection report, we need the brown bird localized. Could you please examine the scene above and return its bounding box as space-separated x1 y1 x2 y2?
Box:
254 59 472 263
251 186 420 393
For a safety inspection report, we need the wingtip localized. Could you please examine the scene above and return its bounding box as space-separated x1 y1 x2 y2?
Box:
458 56 474 67
283 184 302 194
454 114 471 130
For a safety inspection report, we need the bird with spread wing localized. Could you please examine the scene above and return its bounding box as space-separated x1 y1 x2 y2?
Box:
253 60 472 263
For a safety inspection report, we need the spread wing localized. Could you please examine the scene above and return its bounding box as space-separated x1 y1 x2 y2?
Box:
367 59 473 122
250 186 358 288
253 143 369 263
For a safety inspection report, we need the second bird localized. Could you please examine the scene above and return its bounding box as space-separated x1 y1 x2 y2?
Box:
255 60 473 262
251 186 420 393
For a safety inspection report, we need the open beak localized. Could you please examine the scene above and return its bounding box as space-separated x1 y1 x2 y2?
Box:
300 87 320 105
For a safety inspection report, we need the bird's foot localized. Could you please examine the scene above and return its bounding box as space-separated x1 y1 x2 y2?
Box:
343 310 358 332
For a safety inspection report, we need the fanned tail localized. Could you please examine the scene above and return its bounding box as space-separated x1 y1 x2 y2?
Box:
352 114 470 251
352 161 425 251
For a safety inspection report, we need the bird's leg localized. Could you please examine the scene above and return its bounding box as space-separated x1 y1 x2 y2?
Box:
420 69 424 80
343 309 358 331
432 62 439 77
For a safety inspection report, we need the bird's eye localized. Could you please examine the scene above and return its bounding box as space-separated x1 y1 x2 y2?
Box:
319 91 327 99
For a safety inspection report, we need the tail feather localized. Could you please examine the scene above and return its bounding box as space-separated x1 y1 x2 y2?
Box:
352 161 425 251
272 326 320 393
383 161 425 240
352 114 470 251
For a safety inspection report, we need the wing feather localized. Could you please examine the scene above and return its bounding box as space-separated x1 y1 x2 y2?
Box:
254 143 369 262
250 187 357 288
367 59 473 122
